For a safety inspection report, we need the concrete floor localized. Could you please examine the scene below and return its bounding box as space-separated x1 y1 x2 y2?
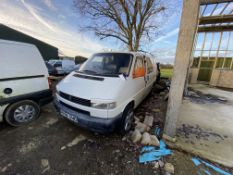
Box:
176 84 233 167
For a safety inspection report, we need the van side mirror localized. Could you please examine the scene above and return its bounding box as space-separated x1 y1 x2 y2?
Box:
133 67 145 78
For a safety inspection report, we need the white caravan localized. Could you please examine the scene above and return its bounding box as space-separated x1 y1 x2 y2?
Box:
48 59 75 75
0 40 53 126
54 52 158 134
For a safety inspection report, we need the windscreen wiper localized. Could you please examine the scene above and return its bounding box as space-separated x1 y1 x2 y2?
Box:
81 70 97 74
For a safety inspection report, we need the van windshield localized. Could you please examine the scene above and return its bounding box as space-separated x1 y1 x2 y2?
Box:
78 53 133 77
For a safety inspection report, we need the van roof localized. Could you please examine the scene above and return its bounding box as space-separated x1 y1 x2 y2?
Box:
93 51 151 58
0 39 36 49
0 39 48 79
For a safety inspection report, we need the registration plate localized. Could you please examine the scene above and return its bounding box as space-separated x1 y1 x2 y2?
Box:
60 110 78 123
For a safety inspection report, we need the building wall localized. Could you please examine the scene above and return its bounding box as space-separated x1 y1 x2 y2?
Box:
0 24 58 60
209 70 220 86
210 70 233 88
189 68 199 84
190 68 233 88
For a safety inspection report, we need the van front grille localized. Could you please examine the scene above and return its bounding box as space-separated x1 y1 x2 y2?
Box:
60 101 90 115
59 91 91 107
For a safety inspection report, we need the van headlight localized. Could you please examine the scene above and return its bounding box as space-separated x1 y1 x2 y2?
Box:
91 102 116 109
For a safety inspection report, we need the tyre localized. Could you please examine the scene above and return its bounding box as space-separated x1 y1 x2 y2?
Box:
4 100 40 127
119 104 134 135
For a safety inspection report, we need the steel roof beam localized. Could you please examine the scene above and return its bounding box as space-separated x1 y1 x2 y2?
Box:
200 0 233 5
199 15 233 24
198 25 233 32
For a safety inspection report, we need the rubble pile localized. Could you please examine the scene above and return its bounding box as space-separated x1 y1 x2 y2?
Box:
126 80 175 174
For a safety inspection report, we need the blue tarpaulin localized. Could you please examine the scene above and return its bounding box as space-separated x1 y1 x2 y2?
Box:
139 139 172 163
191 157 232 175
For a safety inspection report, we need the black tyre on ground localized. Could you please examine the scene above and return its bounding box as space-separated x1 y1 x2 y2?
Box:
4 100 40 127
119 104 134 135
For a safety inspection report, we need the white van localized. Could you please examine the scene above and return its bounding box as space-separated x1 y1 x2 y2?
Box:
48 59 75 75
0 40 53 126
54 52 158 134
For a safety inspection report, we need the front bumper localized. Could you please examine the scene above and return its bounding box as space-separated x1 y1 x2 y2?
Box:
54 99 122 133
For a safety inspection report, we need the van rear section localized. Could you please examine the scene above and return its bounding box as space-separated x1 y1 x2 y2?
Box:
0 40 53 126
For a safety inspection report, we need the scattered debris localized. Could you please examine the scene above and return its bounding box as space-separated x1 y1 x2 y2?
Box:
160 91 166 96
150 135 160 147
46 118 58 126
164 93 169 101
192 157 201 166
164 163 174 174
61 135 86 150
41 159 50 174
1 166 8 173
143 115 154 127
141 132 151 145
122 136 127 141
131 129 142 143
0 163 12 173
162 134 177 143
154 84 165 91
158 160 164 168
68 161 72 166
155 126 161 139
152 108 160 113
135 122 149 133
192 157 231 175
139 140 172 163
42 108 53 113
134 116 140 123
113 149 120 153
61 146 66 150
19 139 39 154
67 135 86 147
152 161 159 169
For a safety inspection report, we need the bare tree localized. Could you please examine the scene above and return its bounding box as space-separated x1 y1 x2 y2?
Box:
74 0 166 51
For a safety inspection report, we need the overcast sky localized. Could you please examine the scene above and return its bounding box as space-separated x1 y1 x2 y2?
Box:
0 0 182 63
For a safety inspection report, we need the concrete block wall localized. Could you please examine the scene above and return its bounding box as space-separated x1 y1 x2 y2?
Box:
190 68 233 89
211 70 233 88
209 70 220 86
190 68 199 84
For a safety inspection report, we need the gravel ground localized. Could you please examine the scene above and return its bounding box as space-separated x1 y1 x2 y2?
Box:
0 84 232 175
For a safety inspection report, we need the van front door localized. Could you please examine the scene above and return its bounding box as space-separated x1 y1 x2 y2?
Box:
132 56 146 107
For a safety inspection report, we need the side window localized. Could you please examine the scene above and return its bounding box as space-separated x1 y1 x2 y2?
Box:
135 57 144 69
133 57 145 78
54 62 62 68
147 58 154 74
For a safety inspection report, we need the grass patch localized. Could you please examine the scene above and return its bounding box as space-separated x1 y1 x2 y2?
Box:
161 68 173 79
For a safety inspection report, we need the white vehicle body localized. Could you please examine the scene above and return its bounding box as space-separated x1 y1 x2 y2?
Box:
54 52 158 133
0 40 53 126
48 59 75 75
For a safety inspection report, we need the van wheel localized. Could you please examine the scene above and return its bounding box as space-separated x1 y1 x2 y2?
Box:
4 100 40 127
120 104 134 135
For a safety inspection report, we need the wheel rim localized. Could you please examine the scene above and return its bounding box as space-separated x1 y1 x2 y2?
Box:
124 110 134 131
14 105 36 123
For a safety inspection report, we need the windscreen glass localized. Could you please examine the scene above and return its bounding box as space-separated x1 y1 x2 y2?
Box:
78 53 133 77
